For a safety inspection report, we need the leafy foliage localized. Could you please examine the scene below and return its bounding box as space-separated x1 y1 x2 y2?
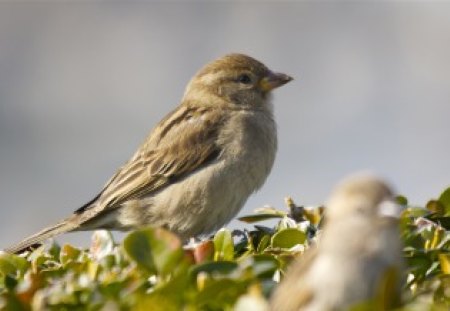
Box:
1 187 449 310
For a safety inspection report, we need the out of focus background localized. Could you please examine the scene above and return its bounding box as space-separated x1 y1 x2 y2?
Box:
1 2 449 249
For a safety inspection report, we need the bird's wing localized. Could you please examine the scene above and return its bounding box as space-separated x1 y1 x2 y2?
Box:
76 105 225 221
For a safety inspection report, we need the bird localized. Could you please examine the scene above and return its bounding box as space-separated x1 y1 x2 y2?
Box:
5 53 292 254
270 174 404 311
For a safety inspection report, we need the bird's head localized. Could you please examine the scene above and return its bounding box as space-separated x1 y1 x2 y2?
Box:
326 174 401 220
183 53 292 109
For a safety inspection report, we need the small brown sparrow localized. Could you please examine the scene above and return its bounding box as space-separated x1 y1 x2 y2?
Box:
6 53 292 253
270 174 404 311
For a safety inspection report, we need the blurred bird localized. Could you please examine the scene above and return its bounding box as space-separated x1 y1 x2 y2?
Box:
270 174 404 311
6 53 292 254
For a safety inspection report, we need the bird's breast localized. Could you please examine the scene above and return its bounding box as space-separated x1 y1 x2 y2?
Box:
218 109 277 190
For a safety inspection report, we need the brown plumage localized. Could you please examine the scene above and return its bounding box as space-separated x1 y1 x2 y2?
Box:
270 174 404 311
5 54 292 253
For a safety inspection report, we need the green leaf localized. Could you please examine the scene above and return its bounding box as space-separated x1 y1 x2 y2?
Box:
213 229 234 261
271 228 306 249
0 253 29 276
190 261 238 277
123 230 156 273
403 207 429 218
238 213 284 223
249 254 279 278
374 267 402 310
194 278 248 309
59 244 82 265
426 200 446 215
439 254 450 274
406 253 433 280
4 274 18 290
396 195 408 206
135 261 191 310
426 216 450 231
256 234 271 253
0 293 29 311
238 207 286 223
438 187 450 215
135 292 180 311
123 227 183 276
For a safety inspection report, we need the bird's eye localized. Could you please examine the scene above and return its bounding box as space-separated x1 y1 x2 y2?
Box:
237 74 252 84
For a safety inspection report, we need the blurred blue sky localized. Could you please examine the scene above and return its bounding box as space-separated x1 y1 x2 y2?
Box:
0 2 449 249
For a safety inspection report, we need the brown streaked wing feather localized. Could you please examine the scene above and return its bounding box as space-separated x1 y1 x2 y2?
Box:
74 170 122 214
77 106 224 222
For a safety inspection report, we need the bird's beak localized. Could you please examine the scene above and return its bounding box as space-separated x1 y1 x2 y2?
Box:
378 200 404 219
259 71 293 92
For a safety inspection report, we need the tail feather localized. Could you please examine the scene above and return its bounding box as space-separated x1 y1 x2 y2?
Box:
4 219 79 254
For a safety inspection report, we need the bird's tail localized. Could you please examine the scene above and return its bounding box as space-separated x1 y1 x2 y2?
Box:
4 218 79 254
